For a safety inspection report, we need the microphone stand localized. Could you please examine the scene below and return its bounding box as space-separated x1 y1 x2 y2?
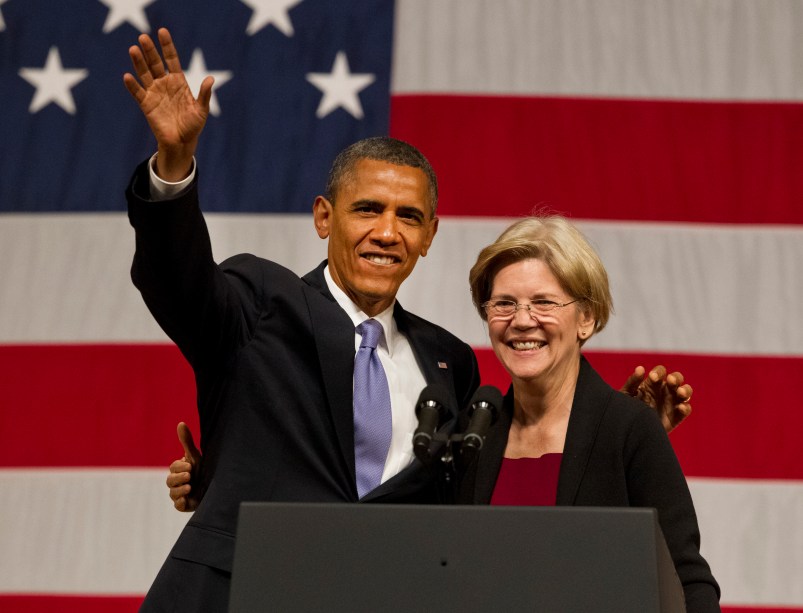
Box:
413 385 501 504
415 432 474 505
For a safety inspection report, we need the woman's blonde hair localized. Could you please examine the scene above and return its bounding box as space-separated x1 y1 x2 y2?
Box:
469 215 613 339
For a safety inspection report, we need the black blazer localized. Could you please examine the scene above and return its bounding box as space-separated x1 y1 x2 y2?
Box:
127 161 479 610
458 357 720 613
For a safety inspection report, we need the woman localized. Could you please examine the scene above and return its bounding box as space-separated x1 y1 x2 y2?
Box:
459 215 720 611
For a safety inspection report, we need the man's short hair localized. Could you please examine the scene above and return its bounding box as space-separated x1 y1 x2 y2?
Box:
325 136 439 216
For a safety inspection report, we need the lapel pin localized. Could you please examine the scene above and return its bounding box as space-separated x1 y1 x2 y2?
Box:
437 361 448 369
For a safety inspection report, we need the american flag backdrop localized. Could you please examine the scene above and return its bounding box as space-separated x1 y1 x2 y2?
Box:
1 0 802 611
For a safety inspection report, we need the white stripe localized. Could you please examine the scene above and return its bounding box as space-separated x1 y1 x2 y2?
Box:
393 0 803 101
0 213 161 343
1 468 800 606
0 469 189 594
2 214 801 356
689 477 803 606
0 213 325 343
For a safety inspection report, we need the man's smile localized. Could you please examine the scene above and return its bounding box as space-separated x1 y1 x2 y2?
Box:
360 252 401 266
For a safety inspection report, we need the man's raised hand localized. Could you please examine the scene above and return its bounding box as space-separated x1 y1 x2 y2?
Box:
123 28 213 181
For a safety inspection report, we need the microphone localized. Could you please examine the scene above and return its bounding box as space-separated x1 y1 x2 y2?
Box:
461 385 502 454
413 383 450 462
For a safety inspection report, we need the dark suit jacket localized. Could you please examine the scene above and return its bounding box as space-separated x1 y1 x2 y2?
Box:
457 357 720 613
126 161 479 611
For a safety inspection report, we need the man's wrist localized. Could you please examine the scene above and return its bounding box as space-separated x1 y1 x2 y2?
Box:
149 153 196 200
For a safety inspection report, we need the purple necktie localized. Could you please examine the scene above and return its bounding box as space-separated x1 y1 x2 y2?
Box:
353 319 393 498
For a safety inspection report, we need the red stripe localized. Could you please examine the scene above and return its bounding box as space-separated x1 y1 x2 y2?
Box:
390 95 803 224
0 344 198 468
0 595 143 613
474 348 803 481
3 344 801 480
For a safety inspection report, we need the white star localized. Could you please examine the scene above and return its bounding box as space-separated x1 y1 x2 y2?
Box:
19 47 89 114
306 51 376 119
183 49 233 117
0 0 7 32
240 0 303 37
98 0 155 33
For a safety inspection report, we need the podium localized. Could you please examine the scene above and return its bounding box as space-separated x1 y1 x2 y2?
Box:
229 503 685 612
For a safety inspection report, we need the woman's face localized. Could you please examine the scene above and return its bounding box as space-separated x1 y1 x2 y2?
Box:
487 258 595 389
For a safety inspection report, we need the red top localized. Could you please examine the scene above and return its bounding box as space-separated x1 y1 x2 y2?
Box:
490 453 563 506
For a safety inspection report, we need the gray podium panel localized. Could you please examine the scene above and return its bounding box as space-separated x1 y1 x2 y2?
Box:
230 503 685 613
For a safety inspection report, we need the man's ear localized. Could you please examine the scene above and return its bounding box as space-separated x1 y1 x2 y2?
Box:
312 196 332 239
420 216 439 257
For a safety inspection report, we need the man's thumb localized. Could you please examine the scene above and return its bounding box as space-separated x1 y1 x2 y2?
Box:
177 421 201 464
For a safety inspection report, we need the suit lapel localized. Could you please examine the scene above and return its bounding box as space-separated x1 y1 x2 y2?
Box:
394 303 459 421
465 358 613 506
556 357 613 505
301 262 357 484
362 303 456 502
297 278 465 502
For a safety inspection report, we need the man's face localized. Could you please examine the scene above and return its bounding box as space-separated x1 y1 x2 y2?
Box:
313 158 438 316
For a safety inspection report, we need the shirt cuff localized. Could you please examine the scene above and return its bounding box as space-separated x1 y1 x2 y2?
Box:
148 153 196 200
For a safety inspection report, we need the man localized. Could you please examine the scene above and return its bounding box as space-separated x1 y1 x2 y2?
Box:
126 27 480 611
124 28 692 611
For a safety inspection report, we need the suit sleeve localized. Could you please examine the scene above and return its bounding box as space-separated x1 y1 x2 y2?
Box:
624 406 721 612
126 160 263 373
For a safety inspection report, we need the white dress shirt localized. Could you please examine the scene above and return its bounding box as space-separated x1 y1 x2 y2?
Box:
323 266 426 485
